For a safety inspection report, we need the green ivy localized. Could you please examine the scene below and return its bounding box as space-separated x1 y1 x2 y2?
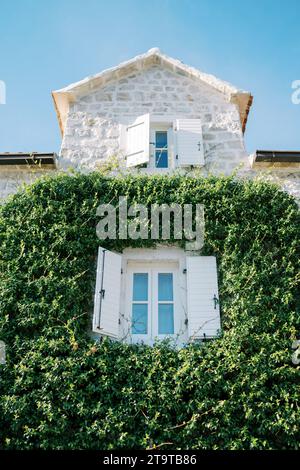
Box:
0 172 299 450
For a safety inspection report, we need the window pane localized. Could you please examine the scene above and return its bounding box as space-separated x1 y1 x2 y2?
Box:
158 273 173 301
133 273 148 301
155 150 168 168
132 304 148 334
158 304 174 334
155 131 168 148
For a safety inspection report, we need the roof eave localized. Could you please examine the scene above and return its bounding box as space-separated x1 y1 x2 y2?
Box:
230 92 253 134
250 150 300 168
52 90 76 137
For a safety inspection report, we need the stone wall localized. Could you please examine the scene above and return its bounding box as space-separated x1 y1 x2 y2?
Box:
0 163 299 205
60 65 247 174
58 63 300 203
0 167 56 200
244 165 300 203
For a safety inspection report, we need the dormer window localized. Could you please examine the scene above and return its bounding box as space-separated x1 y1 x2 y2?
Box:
124 114 204 169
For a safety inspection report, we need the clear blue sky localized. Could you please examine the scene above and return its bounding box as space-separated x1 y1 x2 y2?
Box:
0 0 299 154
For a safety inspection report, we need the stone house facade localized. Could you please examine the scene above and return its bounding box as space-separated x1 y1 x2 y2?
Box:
53 48 251 176
1 48 299 345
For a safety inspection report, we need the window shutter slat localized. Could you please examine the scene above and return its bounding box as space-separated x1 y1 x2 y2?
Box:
186 256 221 339
176 119 204 166
93 246 122 338
0 340 6 365
126 113 150 167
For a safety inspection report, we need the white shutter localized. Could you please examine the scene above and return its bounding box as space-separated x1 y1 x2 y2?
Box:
175 119 204 166
186 256 220 339
0 340 6 365
93 246 122 338
126 113 150 167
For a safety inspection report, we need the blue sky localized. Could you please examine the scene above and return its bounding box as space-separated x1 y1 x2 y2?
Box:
0 0 299 154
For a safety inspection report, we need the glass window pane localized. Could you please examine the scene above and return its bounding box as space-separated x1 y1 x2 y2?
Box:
132 303 148 334
155 150 168 168
155 131 168 148
158 273 173 301
133 273 148 301
158 304 174 334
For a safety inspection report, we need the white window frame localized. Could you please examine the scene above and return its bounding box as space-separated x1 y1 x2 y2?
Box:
128 266 152 342
121 116 205 171
148 125 172 169
126 262 180 343
154 268 176 337
121 247 187 345
146 120 176 170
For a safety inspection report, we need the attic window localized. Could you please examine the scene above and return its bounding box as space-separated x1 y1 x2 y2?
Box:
125 114 205 169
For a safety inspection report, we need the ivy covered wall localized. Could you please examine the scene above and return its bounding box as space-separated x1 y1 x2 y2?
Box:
0 173 299 449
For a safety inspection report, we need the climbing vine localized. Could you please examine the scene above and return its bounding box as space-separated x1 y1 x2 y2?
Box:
0 172 299 449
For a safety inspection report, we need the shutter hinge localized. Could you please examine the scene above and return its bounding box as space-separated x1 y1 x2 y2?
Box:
184 318 188 326
176 154 178 160
213 294 219 310
100 289 105 299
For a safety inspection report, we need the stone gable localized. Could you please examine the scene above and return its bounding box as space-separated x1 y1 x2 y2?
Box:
60 64 246 173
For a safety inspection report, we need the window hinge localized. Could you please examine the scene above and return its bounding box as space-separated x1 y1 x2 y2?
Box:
100 289 105 299
213 294 219 309
176 154 178 160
